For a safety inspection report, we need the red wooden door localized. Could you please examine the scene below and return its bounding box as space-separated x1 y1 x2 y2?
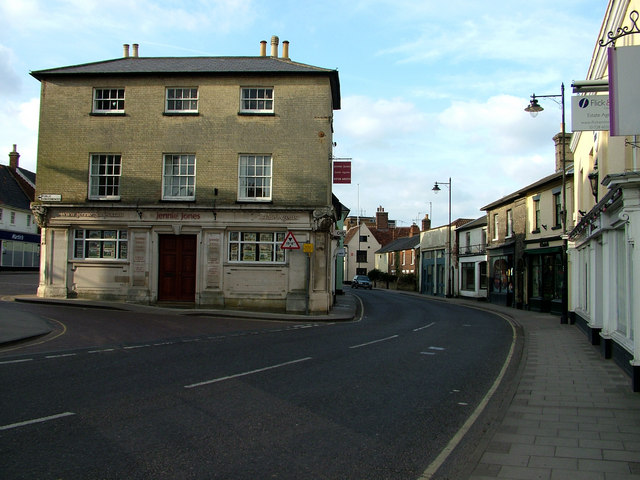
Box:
158 235 197 302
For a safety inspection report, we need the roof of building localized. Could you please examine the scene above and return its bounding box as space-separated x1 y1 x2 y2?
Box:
0 165 35 210
31 56 341 109
481 170 571 211
376 235 420 254
456 215 487 231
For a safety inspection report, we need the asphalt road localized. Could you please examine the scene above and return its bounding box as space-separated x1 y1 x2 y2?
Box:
0 287 514 479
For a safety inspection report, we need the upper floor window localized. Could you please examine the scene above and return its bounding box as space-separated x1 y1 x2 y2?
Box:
359 235 367 243
10 211 16 225
506 209 513 237
553 192 562 228
166 88 198 113
89 154 121 200
533 198 541 232
0 208 3 223
493 214 499 240
163 154 195 200
240 87 274 113
238 155 272 201
93 88 125 113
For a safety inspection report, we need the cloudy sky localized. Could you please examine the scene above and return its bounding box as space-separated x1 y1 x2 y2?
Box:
0 0 607 227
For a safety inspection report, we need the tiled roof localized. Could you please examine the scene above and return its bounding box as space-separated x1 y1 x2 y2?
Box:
0 166 35 210
376 235 420 254
31 56 341 109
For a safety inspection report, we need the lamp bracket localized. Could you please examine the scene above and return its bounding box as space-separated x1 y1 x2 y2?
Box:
600 10 640 48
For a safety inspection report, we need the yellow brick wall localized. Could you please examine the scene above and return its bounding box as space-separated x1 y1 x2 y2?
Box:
35 74 335 208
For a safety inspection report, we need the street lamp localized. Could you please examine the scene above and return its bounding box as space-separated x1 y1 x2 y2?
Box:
433 178 452 298
524 83 569 323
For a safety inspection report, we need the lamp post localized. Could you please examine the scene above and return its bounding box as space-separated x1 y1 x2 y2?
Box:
525 83 569 323
433 178 452 298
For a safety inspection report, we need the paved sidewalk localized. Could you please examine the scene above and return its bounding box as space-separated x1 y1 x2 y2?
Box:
1 289 639 479
453 301 640 480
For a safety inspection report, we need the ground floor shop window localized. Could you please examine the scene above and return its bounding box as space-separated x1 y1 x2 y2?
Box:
1 240 40 267
491 256 511 294
461 262 475 290
74 229 128 260
228 231 285 263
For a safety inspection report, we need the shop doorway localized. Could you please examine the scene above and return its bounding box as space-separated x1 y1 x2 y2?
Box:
158 235 196 302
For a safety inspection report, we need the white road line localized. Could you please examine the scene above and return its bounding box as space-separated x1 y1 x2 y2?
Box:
420 352 436 355
184 357 313 389
123 345 150 350
349 335 399 349
413 322 436 332
0 358 34 365
88 348 115 354
429 346 446 351
45 353 77 359
0 412 76 431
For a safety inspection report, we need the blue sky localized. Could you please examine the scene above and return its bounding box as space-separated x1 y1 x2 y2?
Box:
0 0 607 227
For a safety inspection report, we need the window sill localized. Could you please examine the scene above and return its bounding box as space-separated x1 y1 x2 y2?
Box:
88 197 121 201
160 198 196 203
90 112 126 117
236 199 273 204
551 225 561 231
238 111 275 116
163 112 199 116
531 229 541 234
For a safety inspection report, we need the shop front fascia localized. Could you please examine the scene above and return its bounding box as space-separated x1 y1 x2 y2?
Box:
34 204 332 313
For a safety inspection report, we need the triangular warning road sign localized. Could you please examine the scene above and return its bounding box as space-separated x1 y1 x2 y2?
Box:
281 231 300 250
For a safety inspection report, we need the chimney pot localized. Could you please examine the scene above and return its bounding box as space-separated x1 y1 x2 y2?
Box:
259 40 267 56
282 40 290 59
132 43 139 57
270 35 279 57
123 44 130 58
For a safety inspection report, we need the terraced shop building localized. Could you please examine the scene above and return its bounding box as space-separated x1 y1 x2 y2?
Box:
30 38 341 313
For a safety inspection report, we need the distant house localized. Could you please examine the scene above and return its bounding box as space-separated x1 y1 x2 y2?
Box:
0 145 40 270
419 218 473 297
456 215 488 299
343 206 412 280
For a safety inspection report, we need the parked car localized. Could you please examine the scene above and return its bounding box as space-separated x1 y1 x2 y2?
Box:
351 275 372 289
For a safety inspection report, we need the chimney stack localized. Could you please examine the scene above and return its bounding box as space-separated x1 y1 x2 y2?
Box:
132 43 139 58
270 35 279 57
123 44 130 58
260 40 267 56
422 214 431 232
282 40 290 59
376 206 389 230
553 132 573 173
9 144 19 170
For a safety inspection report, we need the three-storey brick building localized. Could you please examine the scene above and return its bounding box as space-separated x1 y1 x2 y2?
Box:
30 38 341 313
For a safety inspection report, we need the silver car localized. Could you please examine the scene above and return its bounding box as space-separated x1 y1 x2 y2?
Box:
351 275 372 289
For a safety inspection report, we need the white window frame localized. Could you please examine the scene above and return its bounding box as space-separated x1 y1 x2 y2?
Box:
165 87 199 113
162 154 196 201
506 209 513 238
89 154 122 200
493 214 499 240
93 88 125 113
238 155 272 201
73 229 128 260
240 87 274 113
228 231 286 263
